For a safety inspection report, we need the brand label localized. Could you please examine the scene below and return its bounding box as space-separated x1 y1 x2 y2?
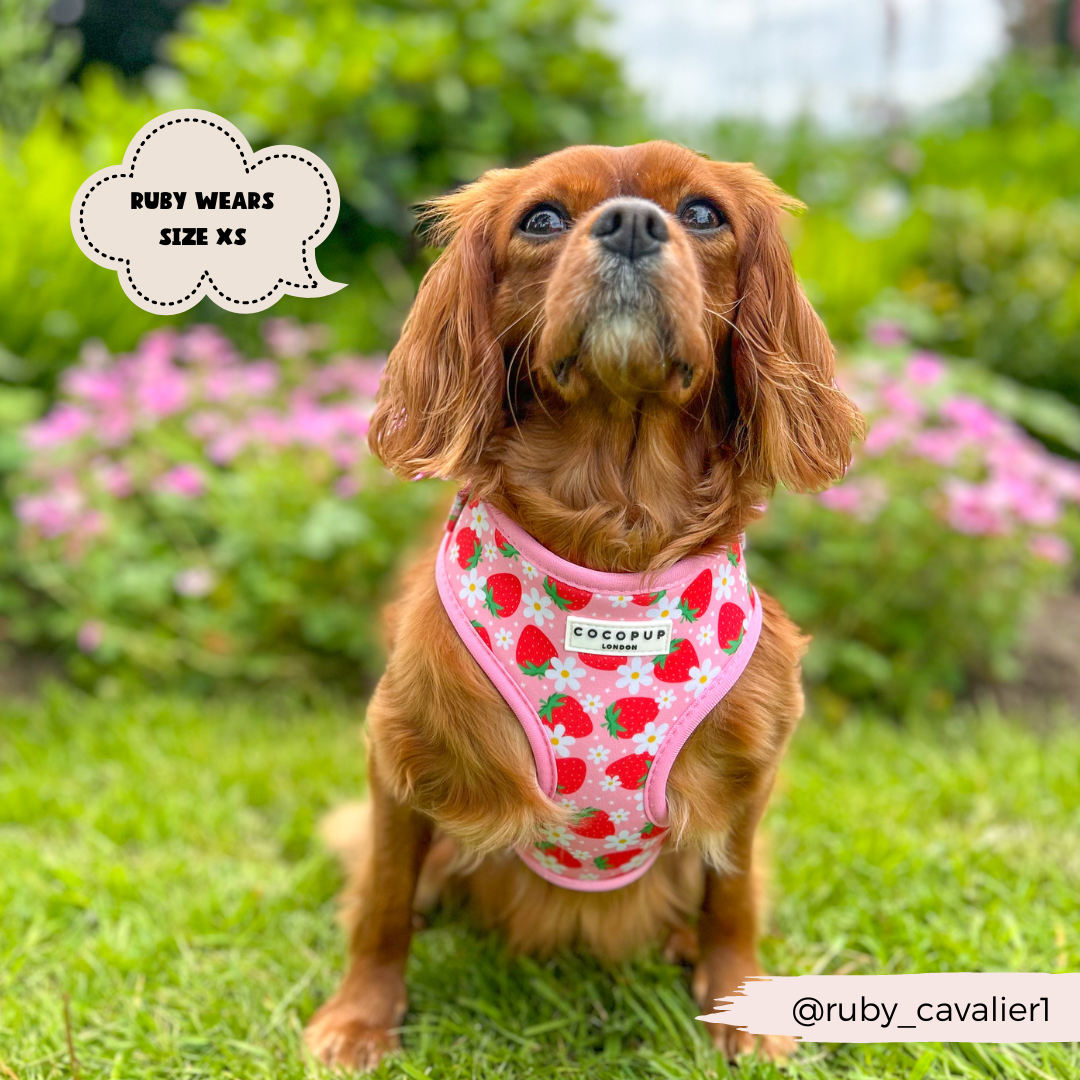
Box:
564 615 672 656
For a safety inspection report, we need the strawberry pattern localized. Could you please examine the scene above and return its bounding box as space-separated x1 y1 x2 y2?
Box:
435 490 762 891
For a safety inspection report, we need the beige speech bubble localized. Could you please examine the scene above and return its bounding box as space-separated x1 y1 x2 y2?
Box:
70 108 346 314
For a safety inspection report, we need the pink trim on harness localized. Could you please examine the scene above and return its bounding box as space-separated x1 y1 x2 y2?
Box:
434 491 762 891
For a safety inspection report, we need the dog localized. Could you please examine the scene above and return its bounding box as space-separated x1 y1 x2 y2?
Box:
303 140 862 1069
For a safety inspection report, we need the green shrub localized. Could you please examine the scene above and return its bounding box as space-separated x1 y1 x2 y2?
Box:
6 321 448 688
0 0 642 389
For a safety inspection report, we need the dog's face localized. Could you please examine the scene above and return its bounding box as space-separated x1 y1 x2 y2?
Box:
371 141 861 499
486 146 744 407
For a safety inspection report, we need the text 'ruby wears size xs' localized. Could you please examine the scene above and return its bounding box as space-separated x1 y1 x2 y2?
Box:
435 492 762 892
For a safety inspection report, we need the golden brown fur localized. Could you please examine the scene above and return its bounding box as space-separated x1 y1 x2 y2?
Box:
304 141 863 1069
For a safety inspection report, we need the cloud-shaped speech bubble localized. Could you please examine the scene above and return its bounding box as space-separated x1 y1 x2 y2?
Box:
70 109 346 314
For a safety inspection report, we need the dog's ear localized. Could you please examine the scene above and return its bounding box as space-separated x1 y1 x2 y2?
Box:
368 177 507 480
728 180 863 492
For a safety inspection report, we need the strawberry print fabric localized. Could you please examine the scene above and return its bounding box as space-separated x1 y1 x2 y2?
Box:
434 490 763 891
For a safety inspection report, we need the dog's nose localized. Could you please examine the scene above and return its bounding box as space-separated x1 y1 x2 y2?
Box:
591 198 669 261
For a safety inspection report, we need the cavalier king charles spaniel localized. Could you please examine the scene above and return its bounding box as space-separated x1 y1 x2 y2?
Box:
303 140 862 1069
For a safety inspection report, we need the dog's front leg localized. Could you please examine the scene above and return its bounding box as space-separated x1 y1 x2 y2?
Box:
304 755 432 1071
692 808 796 1063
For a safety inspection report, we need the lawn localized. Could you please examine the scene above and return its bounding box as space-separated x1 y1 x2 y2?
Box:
1 686 1079 1079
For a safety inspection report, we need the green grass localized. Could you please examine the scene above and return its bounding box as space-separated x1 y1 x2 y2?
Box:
1 687 1079 1079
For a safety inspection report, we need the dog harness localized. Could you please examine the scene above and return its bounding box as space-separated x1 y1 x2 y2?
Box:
435 490 762 891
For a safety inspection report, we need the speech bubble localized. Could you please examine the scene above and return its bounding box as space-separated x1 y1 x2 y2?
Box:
70 108 346 314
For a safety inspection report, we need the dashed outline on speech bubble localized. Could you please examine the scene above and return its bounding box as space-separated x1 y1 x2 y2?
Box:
70 108 346 315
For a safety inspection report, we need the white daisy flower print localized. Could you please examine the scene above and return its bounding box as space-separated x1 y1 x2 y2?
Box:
616 657 654 694
609 594 631 608
611 807 630 824
603 829 641 851
547 723 576 757
714 562 737 600
582 693 603 714
533 851 565 874
647 596 680 621
545 654 585 691
685 658 718 698
656 688 677 709
587 744 610 765
739 566 748 588
558 797 578 812
522 588 554 626
482 542 499 562
542 824 574 847
632 721 668 756
626 852 650 870
600 775 621 792
572 849 590 861
458 568 487 609
493 627 514 650
696 625 714 647
521 560 539 580
470 503 490 534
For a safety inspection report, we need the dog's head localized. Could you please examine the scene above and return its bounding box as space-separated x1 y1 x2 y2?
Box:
370 140 861 502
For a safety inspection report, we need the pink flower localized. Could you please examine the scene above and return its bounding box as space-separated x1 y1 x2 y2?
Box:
186 410 229 440
905 351 945 386
868 319 907 347
911 428 968 467
880 380 927 422
863 416 909 456
98 404 134 447
15 479 87 537
173 566 216 597
818 477 888 521
25 405 91 450
63 366 125 408
135 363 189 418
939 396 1006 442
155 464 205 498
77 620 104 653
263 318 327 358
178 325 238 367
93 460 133 498
942 478 1011 536
1028 534 1072 564
206 428 249 464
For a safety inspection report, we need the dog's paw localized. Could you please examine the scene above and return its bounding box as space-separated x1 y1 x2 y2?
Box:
707 1022 797 1063
661 923 700 966
693 951 797 1064
303 997 401 1072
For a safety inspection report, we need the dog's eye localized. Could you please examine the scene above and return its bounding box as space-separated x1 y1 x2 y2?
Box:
519 204 568 237
679 199 726 232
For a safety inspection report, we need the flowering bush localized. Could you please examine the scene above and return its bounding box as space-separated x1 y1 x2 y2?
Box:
749 339 1080 715
8 321 446 686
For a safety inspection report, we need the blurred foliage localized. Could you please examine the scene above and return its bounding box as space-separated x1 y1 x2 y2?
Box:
0 0 80 135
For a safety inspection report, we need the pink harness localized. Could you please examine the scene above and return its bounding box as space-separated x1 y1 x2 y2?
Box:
434 491 762 891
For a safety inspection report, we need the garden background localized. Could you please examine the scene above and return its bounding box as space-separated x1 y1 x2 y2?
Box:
2 1 1080 1077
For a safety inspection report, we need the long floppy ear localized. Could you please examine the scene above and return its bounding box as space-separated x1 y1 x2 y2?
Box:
368 179 507 480
729 181 863 492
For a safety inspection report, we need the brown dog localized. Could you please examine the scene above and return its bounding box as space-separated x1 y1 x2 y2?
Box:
303 140 862 1069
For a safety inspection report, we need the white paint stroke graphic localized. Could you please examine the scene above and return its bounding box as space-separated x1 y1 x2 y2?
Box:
71 109 346 315
698 973 1080 1042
